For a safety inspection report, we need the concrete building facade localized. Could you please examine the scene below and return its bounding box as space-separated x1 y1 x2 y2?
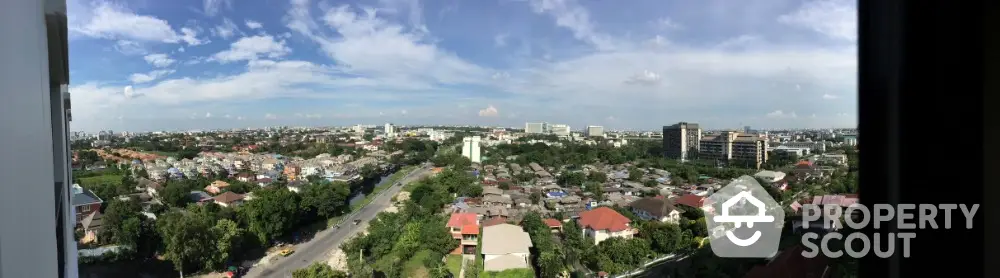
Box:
700 131 769 169
462 136 482 163
662 122 702 161
587 125 605 137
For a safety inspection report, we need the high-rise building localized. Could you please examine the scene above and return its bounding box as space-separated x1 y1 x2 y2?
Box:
842 134 858 146
550 124 571 136
744 126 752 134
462 136 482 163
699 131 769 169
2 0 79 276
587 125 605 137
662 122 703 161
525 122 544 134
384 123 395 137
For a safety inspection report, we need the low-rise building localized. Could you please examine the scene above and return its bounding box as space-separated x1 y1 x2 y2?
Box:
577 207 636 245
628 197 683 223
481 223 533 272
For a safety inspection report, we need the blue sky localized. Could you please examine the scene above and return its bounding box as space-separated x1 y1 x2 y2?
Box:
67 0 857 132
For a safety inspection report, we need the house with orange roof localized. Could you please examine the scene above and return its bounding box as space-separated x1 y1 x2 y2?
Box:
204 180 230 195
446 212 480 254
543 218 563 234
576 207 636 245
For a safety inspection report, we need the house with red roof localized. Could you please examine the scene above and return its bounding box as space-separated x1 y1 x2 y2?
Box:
576 207 636 245
674 194 715 215
543 218 563 234
446 213 480 254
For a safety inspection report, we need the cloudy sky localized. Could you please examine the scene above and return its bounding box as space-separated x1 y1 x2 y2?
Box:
67 0 857 132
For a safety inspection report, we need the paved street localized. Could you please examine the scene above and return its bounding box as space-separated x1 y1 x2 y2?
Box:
245 164 432 278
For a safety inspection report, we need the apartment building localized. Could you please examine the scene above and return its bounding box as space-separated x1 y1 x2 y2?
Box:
662 122 702 161
462 136 482 163
550 124 571 136
700 131 769 169
587 125 605 137
525 122 544 134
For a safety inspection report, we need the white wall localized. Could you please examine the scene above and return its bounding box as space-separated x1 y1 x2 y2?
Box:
0 0 71 277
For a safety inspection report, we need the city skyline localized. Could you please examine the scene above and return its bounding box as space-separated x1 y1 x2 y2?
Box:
67 0 857 132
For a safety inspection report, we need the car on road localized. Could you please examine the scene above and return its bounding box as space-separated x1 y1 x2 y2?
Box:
279 248 295 257
353 219 362 225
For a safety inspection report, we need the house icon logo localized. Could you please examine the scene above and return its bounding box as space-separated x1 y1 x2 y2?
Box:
704 176 784 258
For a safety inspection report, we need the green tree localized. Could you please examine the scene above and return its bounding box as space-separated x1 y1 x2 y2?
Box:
557 172 586 187
136 168 149 179
161 182 192 208
292 262 348 278
529 192 542 205
584 182 604 201
301 181 350 218
158 211 216 274
627 167 644 181
640 222 684 254
210 219 246 269
241 188 301 244
101 198 142 247
587 171 607 183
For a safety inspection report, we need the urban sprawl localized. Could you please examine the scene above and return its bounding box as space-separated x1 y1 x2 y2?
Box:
70 122 859 278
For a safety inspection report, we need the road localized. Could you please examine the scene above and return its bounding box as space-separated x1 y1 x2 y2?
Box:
246 164 432 278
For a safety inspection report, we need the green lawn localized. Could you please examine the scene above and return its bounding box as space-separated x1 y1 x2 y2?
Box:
480 269 535 278
79 174 123 186
446 255 463 277
403 250 433 277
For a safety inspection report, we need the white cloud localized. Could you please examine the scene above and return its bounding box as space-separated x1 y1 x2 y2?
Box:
624 70 662 86
778 0 857 41
285 2 490 86
224 114 232 118
177 47 186 53
205 112 213 118
655 17 682 30
143 53 176 67
766 110 798 118
212 35 291 63
123 86 136 98
245 20 264 29
211 18 243 39
128 69 175 84
236 116 245 120
264 113 278 119
526 0 618 51
400 110 408 115
113 40 146 55
203 0 234 17
494 34 508 47
478 105 499 117
822 94 839 100
70 1 205 45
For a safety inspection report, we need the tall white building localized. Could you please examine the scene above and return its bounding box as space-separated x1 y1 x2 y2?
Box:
525 122 544 134
550 124 571 136
462 136 482 163
587 125 605 137
384 123 395 137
